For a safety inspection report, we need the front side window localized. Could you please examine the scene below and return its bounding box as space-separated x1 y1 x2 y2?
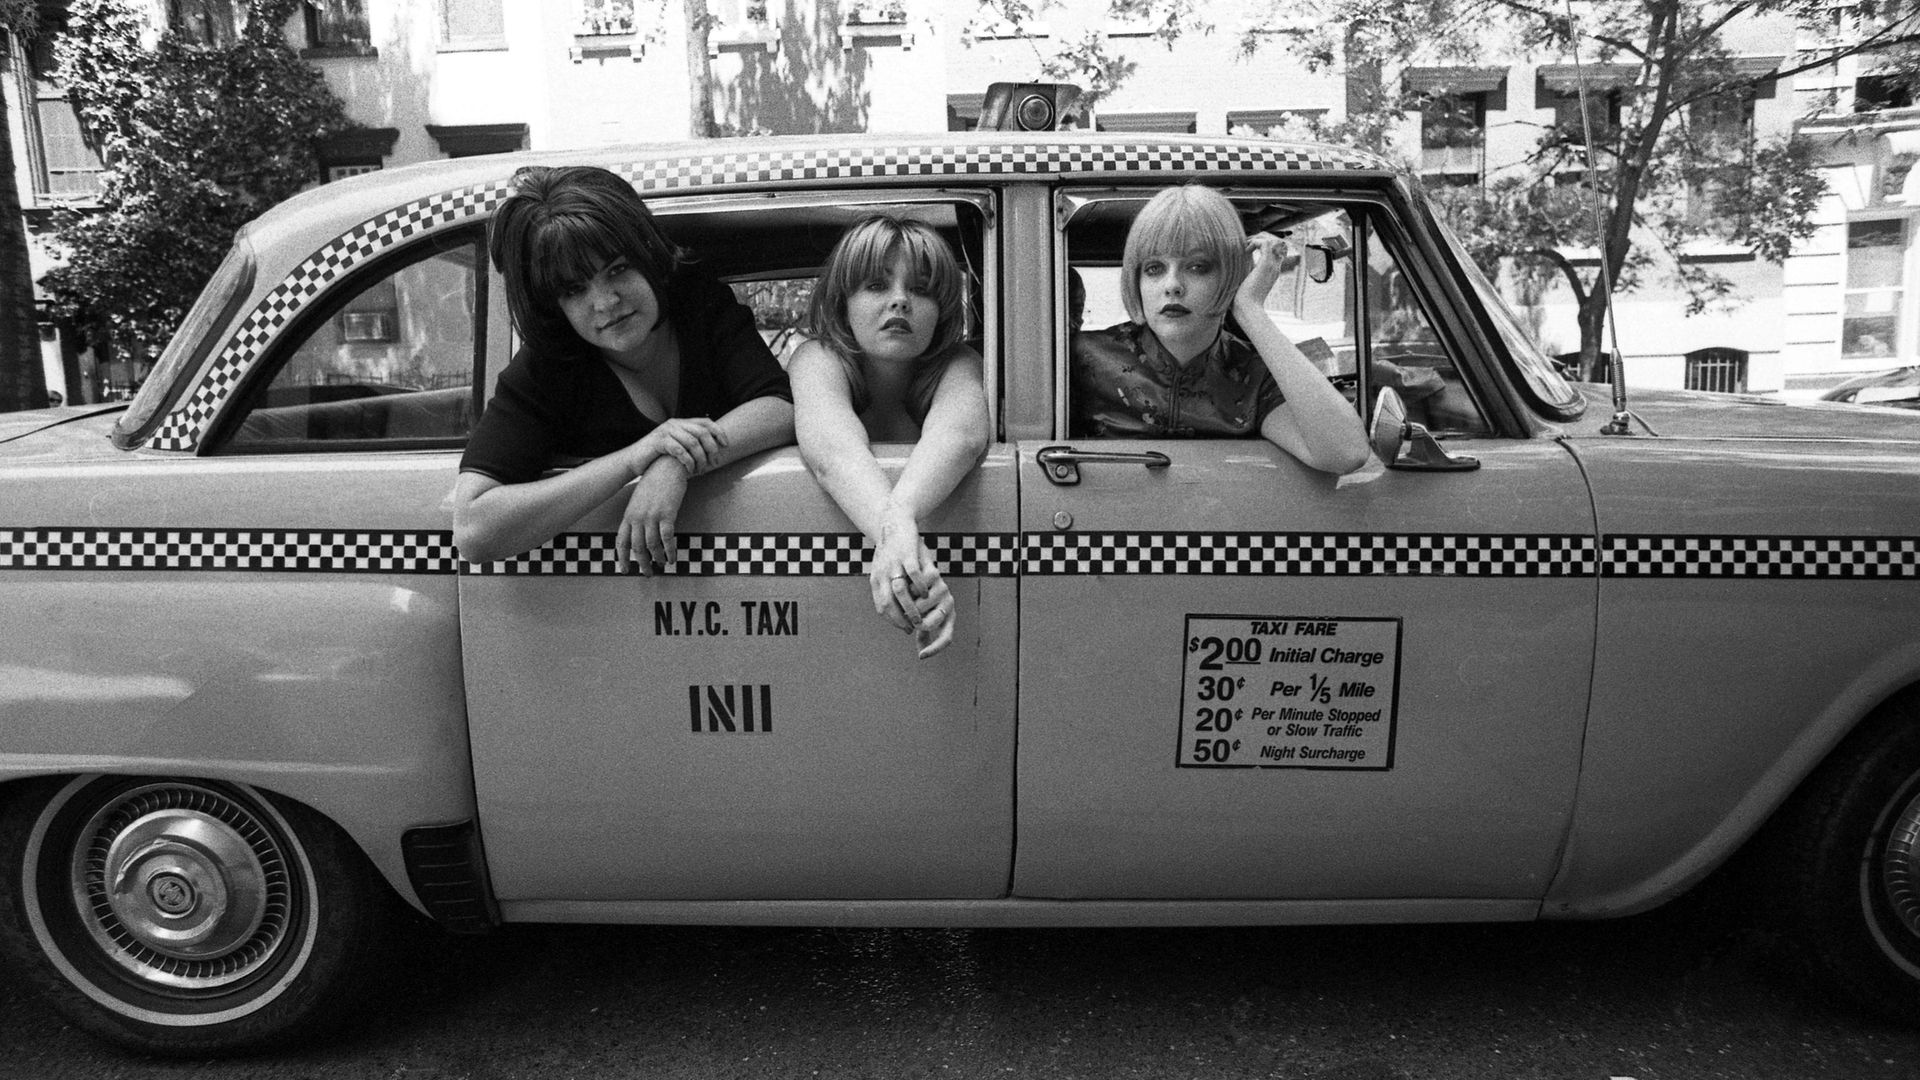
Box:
1059 190 1490 439
221 232 483 451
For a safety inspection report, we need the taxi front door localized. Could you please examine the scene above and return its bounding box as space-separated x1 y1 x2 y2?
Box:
1012 439 1593 906
1013 195 1597 907
458 446 1018 907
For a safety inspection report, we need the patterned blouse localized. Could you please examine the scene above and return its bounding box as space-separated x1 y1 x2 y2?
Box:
1070 321 1285 438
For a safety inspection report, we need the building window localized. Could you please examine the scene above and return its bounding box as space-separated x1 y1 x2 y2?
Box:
169 0 243 46
1548 88 1620 145
18 29 105 202
1418 93 1486 183
1537 64 1632 166
1096 112 1197 135
305 0 372 52
1842 218 1906 360
577 0 636 35
1684 347 1749 393
1855 74 1915 113
1684 92 1755 230
441 0 506 50
1404 67 1504 185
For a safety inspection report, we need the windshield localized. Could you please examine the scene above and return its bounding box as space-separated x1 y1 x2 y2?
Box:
1414 189 1585 419
113 236 256 445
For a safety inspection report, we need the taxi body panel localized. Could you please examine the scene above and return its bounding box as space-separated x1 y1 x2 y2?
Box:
4 131 1920 1050
1549 436 1920 915
0 447 476 899
461 447 1018 901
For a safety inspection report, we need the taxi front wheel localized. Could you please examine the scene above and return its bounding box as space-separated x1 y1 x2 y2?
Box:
1765 689 1920 1022
0 774 393 1056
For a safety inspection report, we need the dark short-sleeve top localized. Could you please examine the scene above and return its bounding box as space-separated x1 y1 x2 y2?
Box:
460 270 791 485
1070 320 1285 438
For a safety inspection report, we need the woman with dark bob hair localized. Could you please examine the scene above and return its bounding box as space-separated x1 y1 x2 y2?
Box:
790 214 989 659
454 165 794 569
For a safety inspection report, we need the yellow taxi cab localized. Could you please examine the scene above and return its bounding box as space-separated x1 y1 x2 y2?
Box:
3 130 1919 1054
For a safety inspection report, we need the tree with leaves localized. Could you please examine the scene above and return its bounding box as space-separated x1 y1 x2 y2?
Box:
39 0 349 377
972 1 1919 377
1311 0 1850 380
0 0 49 411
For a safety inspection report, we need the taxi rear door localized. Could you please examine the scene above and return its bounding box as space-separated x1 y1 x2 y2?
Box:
457 191 1017 910
1012 188 1597 908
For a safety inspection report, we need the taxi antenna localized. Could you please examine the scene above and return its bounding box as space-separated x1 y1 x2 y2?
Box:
1565 0 1636 436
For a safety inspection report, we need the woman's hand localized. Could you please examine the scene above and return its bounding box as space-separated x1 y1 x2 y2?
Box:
629 417 726 478
908 549 956 660
868 512 957 659
1237 232 1289 312
617 459 690 574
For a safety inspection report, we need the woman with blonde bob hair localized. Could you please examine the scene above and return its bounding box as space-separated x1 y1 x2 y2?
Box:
1073 184 1369 475
790 214 990 659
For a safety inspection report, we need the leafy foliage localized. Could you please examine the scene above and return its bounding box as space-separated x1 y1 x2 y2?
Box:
970 0 1911 368
39 0 350 363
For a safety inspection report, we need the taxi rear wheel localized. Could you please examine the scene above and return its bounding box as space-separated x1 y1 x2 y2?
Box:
1767 691 1920 1022
0 774 392 1056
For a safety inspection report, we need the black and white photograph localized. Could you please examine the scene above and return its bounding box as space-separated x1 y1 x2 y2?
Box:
4 2 1920 1077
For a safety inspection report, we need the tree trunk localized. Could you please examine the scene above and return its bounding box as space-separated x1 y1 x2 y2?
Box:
1576 286 1609 381
684 0 715 138
0 70 49 411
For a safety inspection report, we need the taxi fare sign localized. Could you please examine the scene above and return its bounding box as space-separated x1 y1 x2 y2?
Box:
1178 615 1401 770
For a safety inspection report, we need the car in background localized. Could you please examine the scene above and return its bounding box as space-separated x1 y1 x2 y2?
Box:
1821 364 1920 409
2 132 1919 1055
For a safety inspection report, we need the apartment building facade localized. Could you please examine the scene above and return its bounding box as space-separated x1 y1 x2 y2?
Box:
4 0 1915 402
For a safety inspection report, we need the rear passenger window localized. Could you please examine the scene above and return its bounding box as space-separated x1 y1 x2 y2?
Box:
220 229 484 451
652 190 994 389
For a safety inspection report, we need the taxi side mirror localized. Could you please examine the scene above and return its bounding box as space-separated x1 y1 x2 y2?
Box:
1305 235 1351 285
1371 387 1480 472
1370 386 1408 464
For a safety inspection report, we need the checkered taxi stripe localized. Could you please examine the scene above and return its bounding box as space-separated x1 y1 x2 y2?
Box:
5 528 1917 579
0 528 459 574
465 532 1022 577
143 139 1382 453
1025 532 1597 576
1604 535 1920 577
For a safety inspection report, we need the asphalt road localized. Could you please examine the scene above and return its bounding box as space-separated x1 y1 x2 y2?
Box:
3 886 1919 1080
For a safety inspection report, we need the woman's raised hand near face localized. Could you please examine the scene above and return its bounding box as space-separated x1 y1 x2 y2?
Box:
1237 232 1289 311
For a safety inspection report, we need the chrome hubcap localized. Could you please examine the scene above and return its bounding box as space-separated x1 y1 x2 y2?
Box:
1882 788 1920 941
68 784 293 991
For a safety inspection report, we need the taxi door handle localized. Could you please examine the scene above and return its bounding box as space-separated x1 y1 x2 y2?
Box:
1036 444 1171 486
